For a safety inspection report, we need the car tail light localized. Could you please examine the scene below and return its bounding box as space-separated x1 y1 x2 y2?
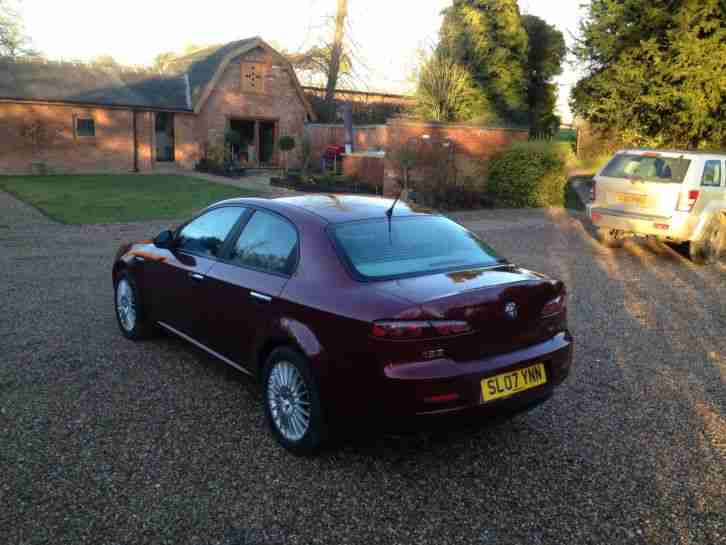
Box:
677 190 700 212
371 321 427 339
590 182 596 202
541 292 567 317
371 320 471 339
431 321 471 336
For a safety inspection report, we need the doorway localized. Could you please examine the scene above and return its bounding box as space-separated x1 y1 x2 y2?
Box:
227 118 278 167
155 112 175 162
229 119 256 163
259 121 276 166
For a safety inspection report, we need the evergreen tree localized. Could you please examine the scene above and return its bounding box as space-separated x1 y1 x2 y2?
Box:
572 0 726 148
522 15 566 138
438 0 530 125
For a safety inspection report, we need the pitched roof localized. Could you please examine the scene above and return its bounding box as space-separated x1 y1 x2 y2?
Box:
0 58 190 110
0 37 315 119
165 38 258 107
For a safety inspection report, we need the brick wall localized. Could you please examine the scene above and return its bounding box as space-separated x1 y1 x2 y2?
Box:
174 113 198 169
194 47 309 168
382 120 528 196
0 102 155 174
305 119 528 196
305 124 387 166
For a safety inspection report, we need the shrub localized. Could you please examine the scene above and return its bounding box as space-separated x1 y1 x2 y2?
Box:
487 141 573 208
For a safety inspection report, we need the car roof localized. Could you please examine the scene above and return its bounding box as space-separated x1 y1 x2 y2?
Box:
618 148 726 159
215 194 434 224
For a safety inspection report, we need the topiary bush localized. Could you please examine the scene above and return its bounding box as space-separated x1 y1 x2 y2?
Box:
487 141 573 208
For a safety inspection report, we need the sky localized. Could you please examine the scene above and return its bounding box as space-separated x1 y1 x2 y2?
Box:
18 0 586 121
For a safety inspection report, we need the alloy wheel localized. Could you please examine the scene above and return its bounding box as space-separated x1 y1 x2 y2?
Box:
266 361 311 442
116 278 137 332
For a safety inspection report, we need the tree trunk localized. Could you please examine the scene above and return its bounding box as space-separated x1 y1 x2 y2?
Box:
324 0 348 105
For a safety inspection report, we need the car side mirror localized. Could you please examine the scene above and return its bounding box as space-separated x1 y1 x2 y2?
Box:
153 229 175 249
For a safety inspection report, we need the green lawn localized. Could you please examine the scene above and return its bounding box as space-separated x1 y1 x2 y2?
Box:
0 175 261 224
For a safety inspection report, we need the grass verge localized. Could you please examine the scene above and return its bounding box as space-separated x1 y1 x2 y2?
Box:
0 174 261 224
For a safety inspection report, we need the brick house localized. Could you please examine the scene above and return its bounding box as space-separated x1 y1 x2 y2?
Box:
0 37 315 174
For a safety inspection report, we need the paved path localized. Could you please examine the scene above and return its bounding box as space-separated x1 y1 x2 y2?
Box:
151 168 298 197
1 191 724 545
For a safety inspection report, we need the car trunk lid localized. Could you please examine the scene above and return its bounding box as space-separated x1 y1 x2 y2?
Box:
372 267 563 362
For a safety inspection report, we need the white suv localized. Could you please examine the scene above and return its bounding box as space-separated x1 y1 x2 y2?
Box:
588 149 726 264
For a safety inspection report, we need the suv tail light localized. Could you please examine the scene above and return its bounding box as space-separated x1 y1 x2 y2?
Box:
590 181 596 202
677 190 700 212
372 320 472 340
541 292 567 317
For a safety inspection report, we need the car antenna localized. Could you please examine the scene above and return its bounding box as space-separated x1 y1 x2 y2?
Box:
386 192 401 243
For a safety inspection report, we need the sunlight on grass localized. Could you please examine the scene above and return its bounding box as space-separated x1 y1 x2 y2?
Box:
0 175 261 224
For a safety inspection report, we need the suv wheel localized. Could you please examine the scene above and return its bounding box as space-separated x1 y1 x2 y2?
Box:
262 347 327 456
597 228 624 248
690 215 725 265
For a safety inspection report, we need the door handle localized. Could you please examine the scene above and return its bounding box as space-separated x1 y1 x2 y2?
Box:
133 255 145 262
250 291 272 302
189 273 205 281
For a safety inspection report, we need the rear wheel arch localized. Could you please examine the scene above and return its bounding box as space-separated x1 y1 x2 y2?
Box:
112 261 127 285
690 212 726 265
692 208 726 242
256 331 329 399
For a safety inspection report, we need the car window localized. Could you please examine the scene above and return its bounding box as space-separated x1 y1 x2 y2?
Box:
230 210 298 275
601 154 691 183
701 160 723 187
177 207 244 258
332 216 504 280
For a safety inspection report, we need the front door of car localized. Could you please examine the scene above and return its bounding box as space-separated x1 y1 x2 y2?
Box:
201 209 299 367
148 206 246 340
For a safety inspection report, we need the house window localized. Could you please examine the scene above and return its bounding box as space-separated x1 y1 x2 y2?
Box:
75 117 95 138
241 62 265 94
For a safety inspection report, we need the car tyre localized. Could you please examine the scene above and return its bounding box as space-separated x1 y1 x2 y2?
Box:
597 228 624 248
262 347 327 456
114 271 155 340
690 215 726 265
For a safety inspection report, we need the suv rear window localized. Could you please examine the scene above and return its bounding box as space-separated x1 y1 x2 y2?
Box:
331 216 504 280
601 154 691 183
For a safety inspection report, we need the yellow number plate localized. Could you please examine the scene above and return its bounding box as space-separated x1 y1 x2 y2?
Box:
481 363 547 402
616 192 647 206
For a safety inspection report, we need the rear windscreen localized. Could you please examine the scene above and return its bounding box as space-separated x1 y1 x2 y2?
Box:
601 154 691 183
332 216 504 280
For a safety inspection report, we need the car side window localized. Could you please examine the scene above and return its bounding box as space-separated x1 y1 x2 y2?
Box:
230 210 298 275
701 160 722 187
176 207 244 258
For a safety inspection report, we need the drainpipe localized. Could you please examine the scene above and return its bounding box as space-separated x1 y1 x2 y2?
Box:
132 110 139 172
342 103 353 154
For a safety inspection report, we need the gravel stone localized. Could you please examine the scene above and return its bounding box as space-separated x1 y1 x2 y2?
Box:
2 192 725 545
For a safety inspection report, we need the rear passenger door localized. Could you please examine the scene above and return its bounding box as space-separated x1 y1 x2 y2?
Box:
202 209 300 367
698 159 724 211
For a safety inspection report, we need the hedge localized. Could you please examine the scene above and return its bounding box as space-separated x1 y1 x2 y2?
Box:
487 141 574 208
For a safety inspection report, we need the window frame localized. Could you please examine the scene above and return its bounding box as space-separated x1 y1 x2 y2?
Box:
74 116 96 139
220 206 301 278
326 215 508 283
700 159 723 188
173 205 249 261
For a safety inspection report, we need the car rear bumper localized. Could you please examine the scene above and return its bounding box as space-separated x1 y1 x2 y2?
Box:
360 331 573 426
588 206 697 241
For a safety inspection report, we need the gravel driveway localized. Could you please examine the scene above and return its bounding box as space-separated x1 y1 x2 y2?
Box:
2 192 725 545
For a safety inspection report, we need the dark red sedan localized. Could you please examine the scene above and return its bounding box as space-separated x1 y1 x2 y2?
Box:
113 195 573 454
